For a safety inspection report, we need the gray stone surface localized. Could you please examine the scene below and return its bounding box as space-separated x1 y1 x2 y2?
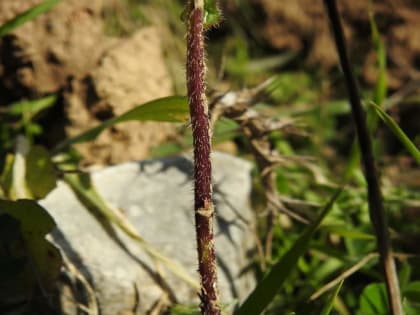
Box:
40 152 256 314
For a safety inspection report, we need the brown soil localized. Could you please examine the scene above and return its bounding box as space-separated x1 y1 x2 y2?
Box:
0 0 175 165
250 0 420 89
2 1 420 165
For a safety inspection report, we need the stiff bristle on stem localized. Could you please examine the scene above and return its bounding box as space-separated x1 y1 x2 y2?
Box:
186 1 221 314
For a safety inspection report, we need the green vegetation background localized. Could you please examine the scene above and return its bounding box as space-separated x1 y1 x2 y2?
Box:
1 1 420 315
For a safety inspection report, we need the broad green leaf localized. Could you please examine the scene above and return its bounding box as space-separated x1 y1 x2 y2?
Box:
204 0 221 29
0 198 56 251
404 281 420 301
0 214 26 283
235 189 343 315
0 256 27 283
181 1 221 29
0 199 62 292
5 138 56 200
53 96 189 152
25 145 57 199
370 102 420 165
320 280 344 315
0 213 21 243
357 283 389 315
402 281 420 315
63 172 199 290
399 262 412 291
403 299 420 315
0 0 62 36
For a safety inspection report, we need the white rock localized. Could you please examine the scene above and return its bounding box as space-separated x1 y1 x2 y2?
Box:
41 152 256 314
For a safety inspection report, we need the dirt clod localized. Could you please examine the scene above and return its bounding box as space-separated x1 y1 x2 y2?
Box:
0 0 176 164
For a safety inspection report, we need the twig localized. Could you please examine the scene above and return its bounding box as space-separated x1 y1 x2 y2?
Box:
323 1 403 314
61 252 99 315
186 1 221 314
210 81 313 264
310 252 379 301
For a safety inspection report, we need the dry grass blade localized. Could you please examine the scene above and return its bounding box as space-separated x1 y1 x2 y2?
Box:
61 252 99 315
210 80 317 262
310 253 379 301
0 0 62 36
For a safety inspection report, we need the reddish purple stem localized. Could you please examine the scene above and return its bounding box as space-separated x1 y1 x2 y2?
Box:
186 5 221 315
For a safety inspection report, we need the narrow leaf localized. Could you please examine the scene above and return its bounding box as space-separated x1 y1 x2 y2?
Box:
322 225 375 240
0 0 62 36
358 283 389 315
8 95 56 118
116 96 189 123
369 6 387 108
0 154 15 198
366 5 387 139
53 96 189 152
235 189 343 315
320 280 344 315
402 281 420 315
370 102 420 165
404 281 420 300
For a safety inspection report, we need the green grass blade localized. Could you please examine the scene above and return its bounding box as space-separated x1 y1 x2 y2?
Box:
370 102 420 165
115 95 189 123
235 189 343 315
53 96 189 152
0 0 62 36
322 225 375 240
366 5 387 148
369 5 387 108
320 280 344 315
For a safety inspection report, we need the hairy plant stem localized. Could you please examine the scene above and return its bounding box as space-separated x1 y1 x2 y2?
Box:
323 1 403 314
186 1 221 314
